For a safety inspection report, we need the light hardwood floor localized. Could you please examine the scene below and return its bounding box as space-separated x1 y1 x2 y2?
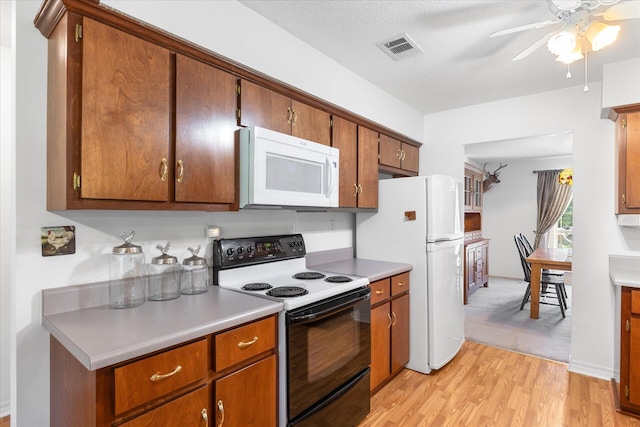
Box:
359 341 640 427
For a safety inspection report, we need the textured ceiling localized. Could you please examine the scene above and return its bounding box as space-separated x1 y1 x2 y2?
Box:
238 0 640 116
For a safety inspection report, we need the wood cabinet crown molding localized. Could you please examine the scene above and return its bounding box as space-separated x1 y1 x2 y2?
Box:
34 0 422 149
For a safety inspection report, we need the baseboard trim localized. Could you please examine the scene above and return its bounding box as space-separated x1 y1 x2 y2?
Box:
568 359 614 380
0 400 9 418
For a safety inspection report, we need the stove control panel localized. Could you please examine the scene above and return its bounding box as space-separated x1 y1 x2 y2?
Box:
213 234 306 269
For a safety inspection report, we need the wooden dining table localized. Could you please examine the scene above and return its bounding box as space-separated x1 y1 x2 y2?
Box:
525 247 572 319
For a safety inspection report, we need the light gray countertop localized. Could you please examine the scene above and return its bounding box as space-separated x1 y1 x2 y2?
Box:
310 258 413 282
610 255 640 288
43 286 283 371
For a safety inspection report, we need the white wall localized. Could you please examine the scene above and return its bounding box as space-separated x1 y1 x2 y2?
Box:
482 156 573 279
422 82 640 380
11 1 423 425
1 44 15 419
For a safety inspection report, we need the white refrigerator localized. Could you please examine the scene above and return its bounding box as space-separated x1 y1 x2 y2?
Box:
356 175 465 374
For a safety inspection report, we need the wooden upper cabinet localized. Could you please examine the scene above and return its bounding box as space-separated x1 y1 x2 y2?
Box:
379 134 419 175
238 79 331 145
175 54 237 204
332 116 358 208
616 110 640 213
80 17 171 201
357 126 379 209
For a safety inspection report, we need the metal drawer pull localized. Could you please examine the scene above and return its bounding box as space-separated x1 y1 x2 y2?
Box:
201 408 208 423
237 336 258 348
149 365 182 381
176 159 184 183
160 158 168 182
217 400 225 427
375 289 384 295
397 281 406 287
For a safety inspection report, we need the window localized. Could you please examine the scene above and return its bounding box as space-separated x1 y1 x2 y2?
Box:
550 198 573 249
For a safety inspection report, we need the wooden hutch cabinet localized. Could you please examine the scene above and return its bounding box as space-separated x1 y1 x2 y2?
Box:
463 163 489 304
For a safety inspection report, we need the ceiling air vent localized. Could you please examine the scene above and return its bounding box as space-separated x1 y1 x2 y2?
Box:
376 33 424 61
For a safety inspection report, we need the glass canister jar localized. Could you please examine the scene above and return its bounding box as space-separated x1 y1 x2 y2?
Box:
181 246 209 295
109 231 146 309
148 242 181 301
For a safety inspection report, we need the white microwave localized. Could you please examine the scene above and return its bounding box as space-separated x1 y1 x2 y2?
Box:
238 126 339 209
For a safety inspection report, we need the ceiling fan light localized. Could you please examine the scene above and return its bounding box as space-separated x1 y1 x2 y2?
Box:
556 39 584 64
547 29 577 56
586 22 620 51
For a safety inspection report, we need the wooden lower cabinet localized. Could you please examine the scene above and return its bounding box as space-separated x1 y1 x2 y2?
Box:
618 287 640 415
49 315 277 427
214 355 277 427
464 239 489 304
369 273 410 394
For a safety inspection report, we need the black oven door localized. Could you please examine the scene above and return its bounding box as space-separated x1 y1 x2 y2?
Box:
286 286 371 423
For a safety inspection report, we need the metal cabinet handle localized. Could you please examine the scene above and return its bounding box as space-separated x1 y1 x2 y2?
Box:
397 148 402 160
375 289 384 295
149 365 182 381
160 158 168 182
397 281 406 287
391 312 397 327
353 183 359 197
292 108 297 126
400 150 406 161
237 336 258 348
387 313 392 328
177 159 184 184
358 184 363 195
287 107 293 124
201 408 208 423
217 400 225 427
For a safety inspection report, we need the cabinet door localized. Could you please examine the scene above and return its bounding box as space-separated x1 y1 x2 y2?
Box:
466 245 477 293
238 79 291 135
357 126 379 209
215 355 277 427
120 385 209 427
81 18 170 201
291 100 331 146
332 116 358 208
473 173 483 210
630 317 640 406
370 303 391 391
378 134 402 169
624 112 640 209
176 55 237 203
391 294 410 374
401 143 419 173
464 171 473 210
481 242 489 284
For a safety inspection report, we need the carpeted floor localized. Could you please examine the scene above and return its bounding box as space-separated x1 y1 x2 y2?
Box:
464 276 571 363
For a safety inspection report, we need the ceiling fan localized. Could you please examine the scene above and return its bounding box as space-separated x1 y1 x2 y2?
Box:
491 0 640 63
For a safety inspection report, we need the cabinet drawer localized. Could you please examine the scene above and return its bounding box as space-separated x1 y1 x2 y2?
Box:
391 273 410 296
215 316 276 371
114 339 208 415
120 384 209 427
632 289 640 315
370 279 391 305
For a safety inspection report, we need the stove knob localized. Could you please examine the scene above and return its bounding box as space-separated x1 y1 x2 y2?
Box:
226 247 235 256
237 247 244 255
246 245 254 254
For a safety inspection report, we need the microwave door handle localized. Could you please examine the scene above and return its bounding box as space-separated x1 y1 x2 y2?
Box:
325 157 334 197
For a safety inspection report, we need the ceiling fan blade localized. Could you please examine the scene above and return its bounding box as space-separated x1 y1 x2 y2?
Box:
603 0 640 20
490 19 561 37
512 29 560 61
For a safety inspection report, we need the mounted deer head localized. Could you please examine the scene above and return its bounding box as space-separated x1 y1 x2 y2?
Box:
483 162 507 192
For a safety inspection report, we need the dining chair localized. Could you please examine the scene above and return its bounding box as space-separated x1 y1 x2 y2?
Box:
519 233 567 300
514 234 567 318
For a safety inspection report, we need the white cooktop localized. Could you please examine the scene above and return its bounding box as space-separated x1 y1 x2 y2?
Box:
216 257 369 310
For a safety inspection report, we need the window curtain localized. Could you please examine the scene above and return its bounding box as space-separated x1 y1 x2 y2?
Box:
534 170 573 249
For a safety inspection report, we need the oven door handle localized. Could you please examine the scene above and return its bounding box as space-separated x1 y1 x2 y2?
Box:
288 293 370 324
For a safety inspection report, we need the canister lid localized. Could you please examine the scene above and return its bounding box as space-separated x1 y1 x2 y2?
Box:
152 242 178 264
113 231 143 254
183 246 207 266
